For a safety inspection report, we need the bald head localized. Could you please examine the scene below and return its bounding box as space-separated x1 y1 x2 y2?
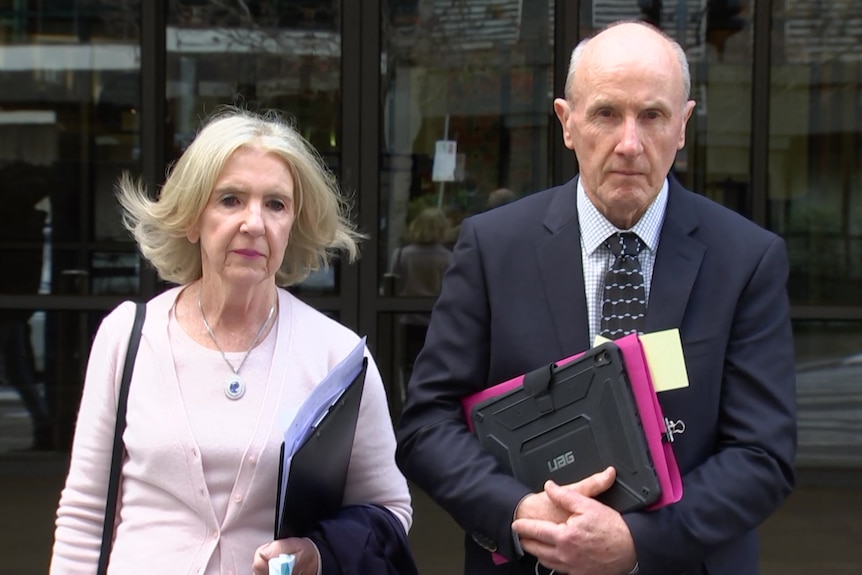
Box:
565 22 691 106
552 20 696 229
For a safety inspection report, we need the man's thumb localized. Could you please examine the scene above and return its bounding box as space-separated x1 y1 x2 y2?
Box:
554 466 617 499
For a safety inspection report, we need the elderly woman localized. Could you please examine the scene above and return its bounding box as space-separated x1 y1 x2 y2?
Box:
51 108 414 575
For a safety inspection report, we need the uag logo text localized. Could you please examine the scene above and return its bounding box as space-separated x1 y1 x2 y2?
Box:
548 450 575 472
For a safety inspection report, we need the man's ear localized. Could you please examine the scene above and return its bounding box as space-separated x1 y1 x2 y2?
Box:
678 99 696 149
553 98 576 150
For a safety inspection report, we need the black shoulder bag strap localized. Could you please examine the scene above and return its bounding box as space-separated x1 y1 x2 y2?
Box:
97 301 146 575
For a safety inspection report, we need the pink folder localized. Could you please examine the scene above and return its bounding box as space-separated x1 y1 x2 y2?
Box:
461 334 682 564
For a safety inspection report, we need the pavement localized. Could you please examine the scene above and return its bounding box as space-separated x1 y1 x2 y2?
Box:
1 390 861 575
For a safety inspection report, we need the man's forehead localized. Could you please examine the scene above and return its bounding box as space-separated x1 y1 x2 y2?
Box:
580 90 676 112
581 24 677 73
574 47 683 102
576 64 678 97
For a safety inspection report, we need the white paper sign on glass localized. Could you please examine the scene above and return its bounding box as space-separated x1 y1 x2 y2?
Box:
432 139 457 182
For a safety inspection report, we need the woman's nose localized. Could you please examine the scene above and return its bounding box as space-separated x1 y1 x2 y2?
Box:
240 204 265 235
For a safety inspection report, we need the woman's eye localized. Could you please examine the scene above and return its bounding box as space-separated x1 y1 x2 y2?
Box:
219 195 240 207
267 199 286 211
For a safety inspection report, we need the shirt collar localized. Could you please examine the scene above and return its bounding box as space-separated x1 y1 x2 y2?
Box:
577 177 668 255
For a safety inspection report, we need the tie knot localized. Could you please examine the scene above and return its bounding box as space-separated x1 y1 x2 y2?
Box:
607 232 642 258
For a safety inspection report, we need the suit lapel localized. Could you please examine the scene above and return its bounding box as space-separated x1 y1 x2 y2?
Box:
646 180 706 333
536 180 591 355
532 178 704 353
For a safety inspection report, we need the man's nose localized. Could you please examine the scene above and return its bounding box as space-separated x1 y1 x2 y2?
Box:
615 117 643 157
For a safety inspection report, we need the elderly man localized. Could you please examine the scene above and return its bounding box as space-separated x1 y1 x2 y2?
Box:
396 21 795 575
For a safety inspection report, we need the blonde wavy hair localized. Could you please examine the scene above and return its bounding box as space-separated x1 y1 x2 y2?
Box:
117 107 362 286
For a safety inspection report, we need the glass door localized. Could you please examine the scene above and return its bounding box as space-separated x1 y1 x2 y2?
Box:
378 0 557 408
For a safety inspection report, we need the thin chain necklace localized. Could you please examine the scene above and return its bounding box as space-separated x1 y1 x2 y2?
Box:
198 289 275 400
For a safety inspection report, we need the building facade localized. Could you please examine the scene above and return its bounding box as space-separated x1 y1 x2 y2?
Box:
0 0 860 566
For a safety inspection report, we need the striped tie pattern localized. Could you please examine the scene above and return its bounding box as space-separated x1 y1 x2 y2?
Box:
600 232 646 339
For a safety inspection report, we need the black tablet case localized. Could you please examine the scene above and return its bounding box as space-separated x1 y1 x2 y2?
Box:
274 358 368 539
469 342 661 512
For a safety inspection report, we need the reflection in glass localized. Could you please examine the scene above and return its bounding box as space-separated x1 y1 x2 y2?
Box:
0 308 51 451
297 268 336 294
384 207 453 297
385 208 455 390
166 0 341 294
379 0 555 294
0 2 142 297
0 163 50 297
91 252 141 295
769 3 862 305
793 320 862 467
0 308 101 453
376 312 429 421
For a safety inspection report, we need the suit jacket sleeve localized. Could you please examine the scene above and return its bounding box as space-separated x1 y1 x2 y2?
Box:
395 218 533 560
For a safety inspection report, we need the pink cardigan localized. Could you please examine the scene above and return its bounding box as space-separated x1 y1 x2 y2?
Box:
51 287 412 574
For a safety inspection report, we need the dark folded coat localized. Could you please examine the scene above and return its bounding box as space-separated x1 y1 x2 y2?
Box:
309 504 419 575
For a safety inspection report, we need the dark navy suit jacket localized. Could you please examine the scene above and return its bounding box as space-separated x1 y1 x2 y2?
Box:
395 177 796 575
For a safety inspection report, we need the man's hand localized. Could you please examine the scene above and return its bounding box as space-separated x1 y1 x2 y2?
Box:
515 466 616 524
252 537 319 575
512 468 637 575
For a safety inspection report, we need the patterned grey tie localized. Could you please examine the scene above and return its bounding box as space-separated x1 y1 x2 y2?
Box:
601 232 646 339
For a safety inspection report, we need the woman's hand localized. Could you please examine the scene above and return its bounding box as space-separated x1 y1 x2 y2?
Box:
252 537 320 575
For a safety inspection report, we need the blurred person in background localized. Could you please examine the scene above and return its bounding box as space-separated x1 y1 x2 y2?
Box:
387 207 454 382
486 187 516 210
0 162 53 451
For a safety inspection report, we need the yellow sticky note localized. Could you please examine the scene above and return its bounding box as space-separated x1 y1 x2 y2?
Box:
594 334 612 346
639 329 689 392
593 329 689 393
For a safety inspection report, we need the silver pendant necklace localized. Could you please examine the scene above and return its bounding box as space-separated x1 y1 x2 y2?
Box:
198 290 275 400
